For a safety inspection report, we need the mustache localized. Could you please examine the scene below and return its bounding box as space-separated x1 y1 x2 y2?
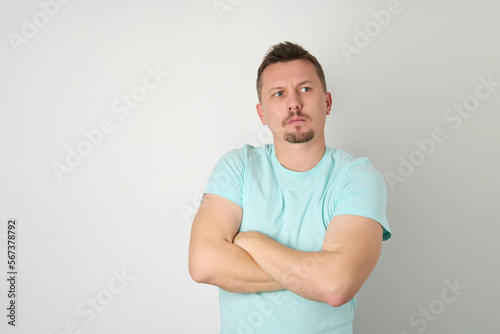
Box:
282 111 311 127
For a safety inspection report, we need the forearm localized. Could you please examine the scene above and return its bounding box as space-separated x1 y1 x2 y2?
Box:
234 232 344 305
189 238 283 293
188 193 284 293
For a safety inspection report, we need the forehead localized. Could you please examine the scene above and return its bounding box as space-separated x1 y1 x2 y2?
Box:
261 59 320 88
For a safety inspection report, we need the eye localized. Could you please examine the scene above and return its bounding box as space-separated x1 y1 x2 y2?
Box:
301 87 311 92
273 91 283 97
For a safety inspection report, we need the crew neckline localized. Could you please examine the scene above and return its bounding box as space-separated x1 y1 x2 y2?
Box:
270 144 329 178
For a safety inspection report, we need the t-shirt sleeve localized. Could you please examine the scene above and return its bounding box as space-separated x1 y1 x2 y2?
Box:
204 149 245 208
333 158 392 241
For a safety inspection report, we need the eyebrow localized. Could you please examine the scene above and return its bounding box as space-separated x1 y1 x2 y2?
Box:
267 80 315 94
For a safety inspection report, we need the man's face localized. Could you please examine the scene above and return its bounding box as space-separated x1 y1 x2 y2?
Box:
257 59 332 145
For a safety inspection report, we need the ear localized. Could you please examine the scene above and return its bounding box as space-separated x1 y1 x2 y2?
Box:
325 92 333 115
256 103 267 125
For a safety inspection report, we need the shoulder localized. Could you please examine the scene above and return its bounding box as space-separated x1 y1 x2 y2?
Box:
217 144 272 165
326 148 391 240
325 147 383 185
210 145 273 179
219 144 270 158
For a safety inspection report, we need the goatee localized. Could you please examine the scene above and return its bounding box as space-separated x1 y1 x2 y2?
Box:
284 129 314 143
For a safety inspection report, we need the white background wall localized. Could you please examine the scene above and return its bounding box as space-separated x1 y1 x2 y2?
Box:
1 0 499 333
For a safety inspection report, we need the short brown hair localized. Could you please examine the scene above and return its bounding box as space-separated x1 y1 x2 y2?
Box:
256 41 327 102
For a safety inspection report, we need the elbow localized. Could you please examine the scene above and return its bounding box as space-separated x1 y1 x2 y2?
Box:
189 239 231 285
188 257 212 284
189 247 219 285
189 262 207 284
322 283 357 308
324 293 352 308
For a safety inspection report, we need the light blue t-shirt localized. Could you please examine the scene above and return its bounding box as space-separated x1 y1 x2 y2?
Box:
204 144 391 334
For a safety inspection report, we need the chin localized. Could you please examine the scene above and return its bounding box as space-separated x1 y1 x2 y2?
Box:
284 130 315 143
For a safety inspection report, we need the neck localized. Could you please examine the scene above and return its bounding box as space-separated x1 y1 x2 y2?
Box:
273 136 326 172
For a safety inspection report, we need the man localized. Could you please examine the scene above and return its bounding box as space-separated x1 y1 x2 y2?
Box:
189 41 391 334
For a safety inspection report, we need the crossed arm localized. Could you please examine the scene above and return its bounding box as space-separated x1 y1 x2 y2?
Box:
188 193 383 307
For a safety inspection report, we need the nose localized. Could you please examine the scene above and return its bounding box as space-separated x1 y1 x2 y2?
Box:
287 91 302 111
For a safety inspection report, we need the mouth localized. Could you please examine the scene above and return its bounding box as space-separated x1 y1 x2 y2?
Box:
287 117 306 125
